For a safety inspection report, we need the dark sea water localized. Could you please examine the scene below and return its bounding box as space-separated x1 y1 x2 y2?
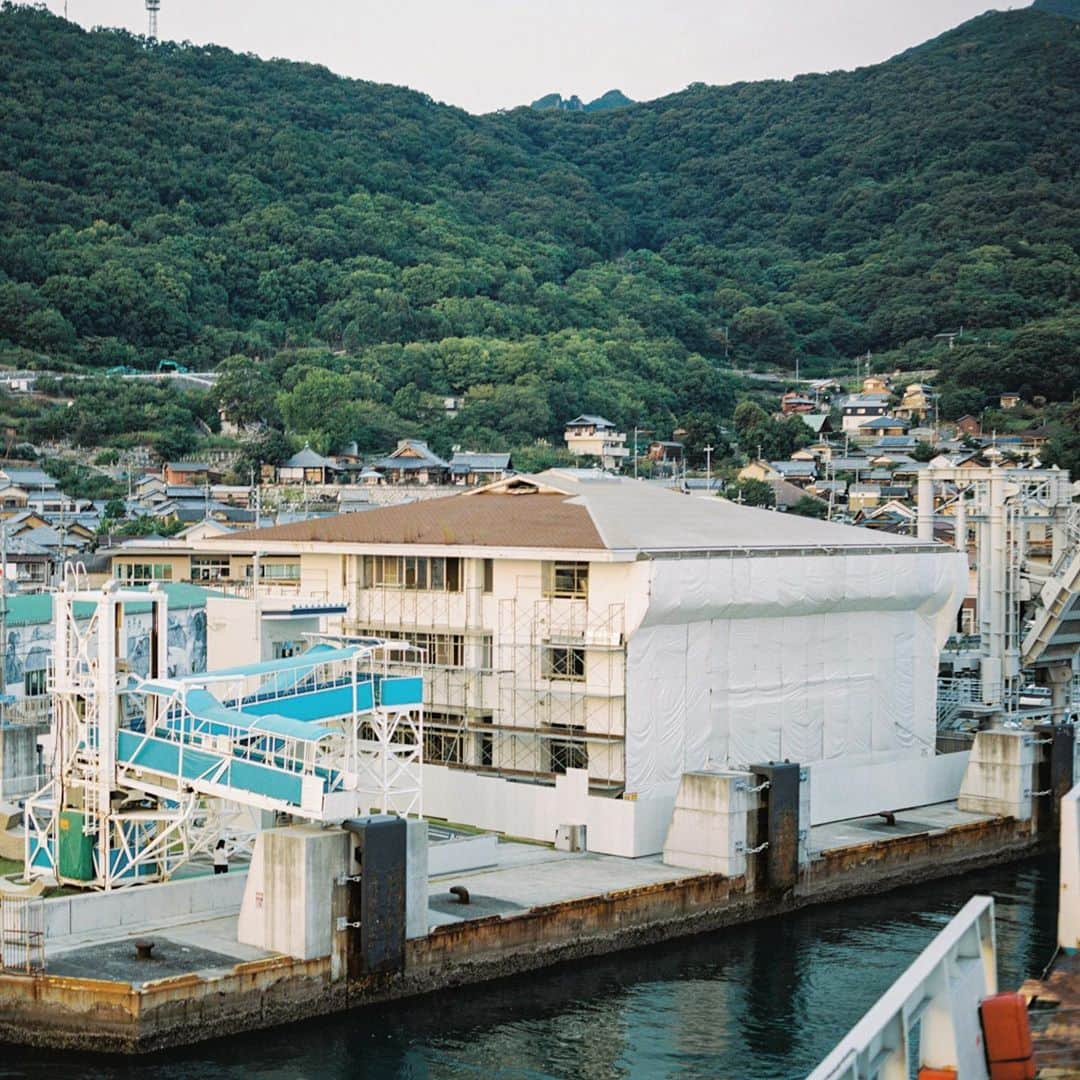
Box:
5 854 1059 1080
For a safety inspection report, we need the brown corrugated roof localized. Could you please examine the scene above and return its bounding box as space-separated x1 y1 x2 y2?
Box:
219 491 606 549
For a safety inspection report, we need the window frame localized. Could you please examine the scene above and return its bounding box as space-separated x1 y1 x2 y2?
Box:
542 560 589 600
541 642 586 682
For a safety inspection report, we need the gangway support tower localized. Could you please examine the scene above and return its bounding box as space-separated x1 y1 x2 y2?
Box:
921 464 1077 723
25 584 424 890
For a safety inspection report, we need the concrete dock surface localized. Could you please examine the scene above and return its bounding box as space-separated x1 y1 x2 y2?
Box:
42 800 1001 966
1020 949 1080 1078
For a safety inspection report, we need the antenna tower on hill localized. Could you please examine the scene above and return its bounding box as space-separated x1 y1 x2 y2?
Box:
145 0 160 41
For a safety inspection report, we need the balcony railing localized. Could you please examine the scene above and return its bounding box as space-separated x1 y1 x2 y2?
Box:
2 696 50 726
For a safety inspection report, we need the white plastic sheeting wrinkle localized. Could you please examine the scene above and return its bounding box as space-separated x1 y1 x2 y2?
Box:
624 549 967 798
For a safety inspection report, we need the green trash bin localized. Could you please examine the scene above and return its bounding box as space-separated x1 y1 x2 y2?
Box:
58 810 94 881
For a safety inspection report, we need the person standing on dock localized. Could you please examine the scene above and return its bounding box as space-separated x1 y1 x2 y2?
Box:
214 839 229 875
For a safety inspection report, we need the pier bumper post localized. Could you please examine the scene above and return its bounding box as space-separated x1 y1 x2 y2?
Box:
750 762 801 893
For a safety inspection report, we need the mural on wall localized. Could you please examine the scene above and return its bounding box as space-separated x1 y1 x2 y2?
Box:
4 605 209 697
4 625 52 692
126 607 208 678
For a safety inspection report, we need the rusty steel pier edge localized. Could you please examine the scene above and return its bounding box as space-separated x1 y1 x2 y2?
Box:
0 813 1041 1055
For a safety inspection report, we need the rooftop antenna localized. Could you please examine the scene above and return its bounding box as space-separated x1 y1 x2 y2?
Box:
145 0 160 41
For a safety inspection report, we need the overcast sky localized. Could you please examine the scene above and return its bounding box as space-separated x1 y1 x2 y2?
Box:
43 1 1016 114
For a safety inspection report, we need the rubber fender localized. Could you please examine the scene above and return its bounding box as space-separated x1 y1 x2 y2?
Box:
979 992 1035 1079
917 1069 957 1079
988 1064 1036 1080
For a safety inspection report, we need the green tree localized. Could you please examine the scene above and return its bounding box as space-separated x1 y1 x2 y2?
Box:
213 355 280 427
789 495 828 519
724 478 775 508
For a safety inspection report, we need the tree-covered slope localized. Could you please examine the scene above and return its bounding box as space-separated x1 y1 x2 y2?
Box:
0 2 1077 459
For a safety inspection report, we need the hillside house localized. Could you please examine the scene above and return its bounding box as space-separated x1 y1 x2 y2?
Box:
895 383 934 423
780 392 817 415
856 415 910 440
373 440 451 486
163 462 217 487
841 393 891 434
563 415 629 470
449 452 514 487
277 446 338 486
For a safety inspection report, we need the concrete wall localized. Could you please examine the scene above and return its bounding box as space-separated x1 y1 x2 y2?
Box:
421 764 673 857
206 596 257 669
238 826 349 961
44 870 247 942
428 833 499 876
809 751 971 825
958 731 1036 820
0 722 46 801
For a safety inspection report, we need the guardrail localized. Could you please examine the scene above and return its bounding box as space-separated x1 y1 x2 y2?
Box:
809 896 997 1080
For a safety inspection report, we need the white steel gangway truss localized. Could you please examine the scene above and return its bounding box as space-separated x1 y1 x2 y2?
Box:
24 583 424 890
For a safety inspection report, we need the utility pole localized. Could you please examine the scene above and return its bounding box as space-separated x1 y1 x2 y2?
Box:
704 444 714 494
250 468 261 530
633 427 639 480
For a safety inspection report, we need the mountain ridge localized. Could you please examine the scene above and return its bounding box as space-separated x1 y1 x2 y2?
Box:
530 89 634 112
0 3 1076 463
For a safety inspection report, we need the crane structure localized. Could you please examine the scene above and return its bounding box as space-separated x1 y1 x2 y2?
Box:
25 581 424 890
921 464 1080 728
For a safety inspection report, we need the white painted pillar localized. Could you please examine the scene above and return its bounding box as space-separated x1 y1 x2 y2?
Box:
1051 471 1072 566
463 557 485 670
917 470 935 541
988 469 1006 706
1060 784 1080 950
96 586 120 886
954 494 966 554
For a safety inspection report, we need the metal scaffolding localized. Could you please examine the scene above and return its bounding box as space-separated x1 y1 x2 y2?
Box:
346 563 627 791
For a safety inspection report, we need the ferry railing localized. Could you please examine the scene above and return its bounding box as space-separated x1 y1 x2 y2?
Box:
809 895 997 1080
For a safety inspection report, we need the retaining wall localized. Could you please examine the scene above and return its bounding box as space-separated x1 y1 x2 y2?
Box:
0 812 1043 1054
45 871 247 942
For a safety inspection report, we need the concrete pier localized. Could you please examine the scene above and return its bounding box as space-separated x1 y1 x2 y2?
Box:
0 799 1044 1055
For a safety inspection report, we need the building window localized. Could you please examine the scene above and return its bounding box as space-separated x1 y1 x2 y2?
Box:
478 634 493 671
424 729 463 765
361 555 462 592
24 669 47 697
541 643 585 681
272 640 303 660
190 557 230 581
478 732 493 767
244 562 300 581
483 558 494 593
115 562 173 584
542 561 588 599
548 729 588 774
349 627 492 670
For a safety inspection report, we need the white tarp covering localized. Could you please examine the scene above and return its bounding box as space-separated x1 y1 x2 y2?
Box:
625 549 967 798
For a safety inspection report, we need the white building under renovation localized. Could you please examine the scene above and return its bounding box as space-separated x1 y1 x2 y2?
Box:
207 472 967 850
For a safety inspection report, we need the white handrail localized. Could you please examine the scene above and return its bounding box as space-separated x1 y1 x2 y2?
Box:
809 895 996 1080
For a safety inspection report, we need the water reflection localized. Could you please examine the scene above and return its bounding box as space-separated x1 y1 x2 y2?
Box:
4 854 1057 1080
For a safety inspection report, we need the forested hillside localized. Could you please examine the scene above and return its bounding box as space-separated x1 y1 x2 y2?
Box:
0 2 1076 459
